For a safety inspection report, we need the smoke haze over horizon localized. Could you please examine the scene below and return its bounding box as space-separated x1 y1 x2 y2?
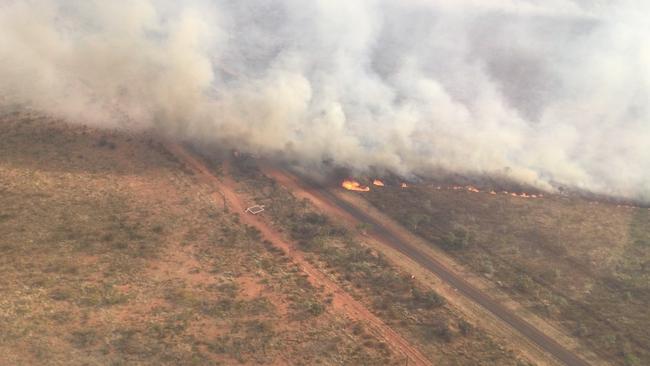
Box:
1 1 649 201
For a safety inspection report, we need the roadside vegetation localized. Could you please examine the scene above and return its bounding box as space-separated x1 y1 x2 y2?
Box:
364 185 650 365
223 155 530 366
0 112 397 365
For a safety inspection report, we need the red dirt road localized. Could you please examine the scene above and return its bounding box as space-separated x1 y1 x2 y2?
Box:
263 166 591 366
164 143 432 366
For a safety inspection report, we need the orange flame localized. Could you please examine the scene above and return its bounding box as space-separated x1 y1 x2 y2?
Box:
373 179 385 187
342 180 370 192
428 184 546 199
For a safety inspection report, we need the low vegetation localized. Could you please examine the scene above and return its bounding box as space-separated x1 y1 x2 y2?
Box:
0 113 398 365
365 185 650 365
224 155 529 365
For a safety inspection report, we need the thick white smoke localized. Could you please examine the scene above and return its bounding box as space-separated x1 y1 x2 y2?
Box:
1 0 648 201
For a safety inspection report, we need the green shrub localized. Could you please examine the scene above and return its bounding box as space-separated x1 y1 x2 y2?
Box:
70 329 98 348
412 288 445 309
458 319 473 336
514 274 535 294
421 320 453 343
440 226 471 250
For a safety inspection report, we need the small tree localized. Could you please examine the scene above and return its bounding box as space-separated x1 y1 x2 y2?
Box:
405 214 430 232
441 226 471 250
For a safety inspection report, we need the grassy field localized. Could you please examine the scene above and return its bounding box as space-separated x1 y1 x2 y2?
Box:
363 184 650 365
218 154 531 366
0 112 399 365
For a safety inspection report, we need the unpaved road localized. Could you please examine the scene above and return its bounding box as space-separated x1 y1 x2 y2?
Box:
266 167 591 366
165 143 432 366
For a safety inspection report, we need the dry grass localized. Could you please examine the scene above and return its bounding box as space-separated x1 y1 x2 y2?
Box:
364 185 650 365
222 154 530 366
0 112 397 365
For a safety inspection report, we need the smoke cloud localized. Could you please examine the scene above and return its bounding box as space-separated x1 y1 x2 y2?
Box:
1 1 649 201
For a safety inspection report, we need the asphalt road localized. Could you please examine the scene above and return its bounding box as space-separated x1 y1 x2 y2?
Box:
289 171 591 366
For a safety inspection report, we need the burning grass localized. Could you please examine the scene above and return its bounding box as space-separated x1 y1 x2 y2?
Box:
226 155 530 365
341 179 370 192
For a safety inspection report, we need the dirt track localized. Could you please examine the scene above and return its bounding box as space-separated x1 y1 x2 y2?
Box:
165 143 432 366
264 166 592 366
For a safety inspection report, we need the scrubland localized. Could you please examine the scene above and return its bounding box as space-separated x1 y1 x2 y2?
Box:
0 113 397 365
365 185 650 365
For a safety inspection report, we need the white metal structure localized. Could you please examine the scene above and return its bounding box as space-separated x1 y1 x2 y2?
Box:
245 205 265 215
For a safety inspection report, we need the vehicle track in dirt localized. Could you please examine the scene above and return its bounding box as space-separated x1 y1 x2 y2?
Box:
164 143 432 366
263 165 592 366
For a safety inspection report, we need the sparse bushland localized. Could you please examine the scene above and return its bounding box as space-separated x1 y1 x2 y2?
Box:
364 185 650 365
223 155 528 365
0 113 398 365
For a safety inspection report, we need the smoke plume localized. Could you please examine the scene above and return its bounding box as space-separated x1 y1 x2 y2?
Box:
1 1 648 201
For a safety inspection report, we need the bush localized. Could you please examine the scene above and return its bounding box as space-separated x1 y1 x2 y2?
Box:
458 319 473 336
421 320 454 343
440 226 471 251
405 213 430 232
291 223 322 243
97 136 116 149
292 298 326 319
514 274 535 294
70 329 98 348
412 288 445 309
624 352 641 366
78 284 127 307
303 212 329 225
49 287 72 301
